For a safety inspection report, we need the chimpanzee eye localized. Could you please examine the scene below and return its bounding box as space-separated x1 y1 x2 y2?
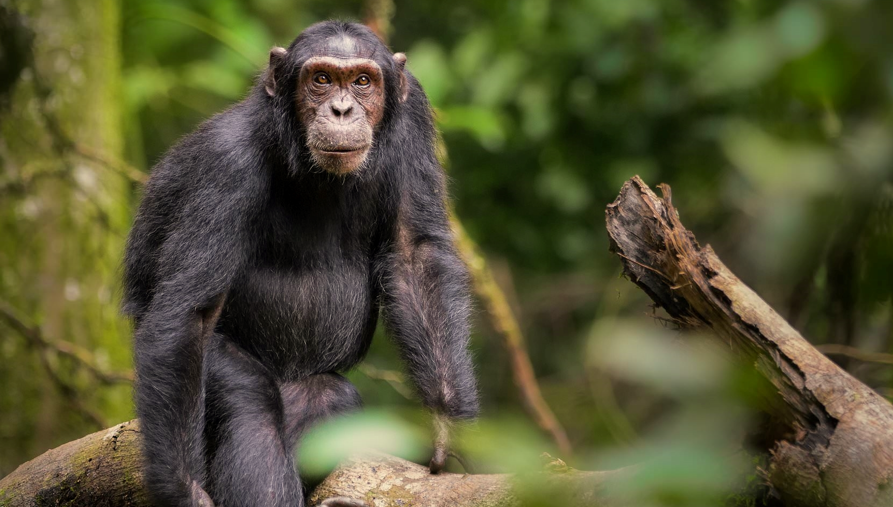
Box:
355 75 370 87
313 73 331 85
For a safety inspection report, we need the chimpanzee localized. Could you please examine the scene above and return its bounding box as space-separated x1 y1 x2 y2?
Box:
123 21 478 507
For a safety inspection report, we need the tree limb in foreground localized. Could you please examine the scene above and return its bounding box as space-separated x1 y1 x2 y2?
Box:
0 420 629 507
605 176 893 507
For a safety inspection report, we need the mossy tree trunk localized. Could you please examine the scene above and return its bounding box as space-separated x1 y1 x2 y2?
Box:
0 0 131 476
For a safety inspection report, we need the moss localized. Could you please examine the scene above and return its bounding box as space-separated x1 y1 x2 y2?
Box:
34 475 83 507
365 484 416 506
724 452 773 507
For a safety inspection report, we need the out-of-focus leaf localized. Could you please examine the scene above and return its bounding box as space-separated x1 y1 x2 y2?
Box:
774 2 826 58
584 0 659 28
437 106 506 150
207 0 272 54
407 40 453 107
697 3 826 95
456 416 551 473
518 81 554 140
518 0 550 36
594 45 632 81
585 318 755 503
602 441 748 504
136 3 261 66
299 411 426 477
695 28 777 95
452 29 492 80
536 167 590 214
566 76 597 114
720 120 838 196
124 66 177 108
843 121 893 178
780 44 849 100
181 60 248 99
471 52 527 108
587 319 730 397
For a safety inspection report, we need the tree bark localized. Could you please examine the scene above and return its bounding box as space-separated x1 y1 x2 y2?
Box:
0 420 629 507
605 176 893 507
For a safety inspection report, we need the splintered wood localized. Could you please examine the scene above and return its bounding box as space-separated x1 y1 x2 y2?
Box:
606 176 893 507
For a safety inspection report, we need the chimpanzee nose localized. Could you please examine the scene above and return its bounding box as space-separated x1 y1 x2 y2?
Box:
331 99 353 119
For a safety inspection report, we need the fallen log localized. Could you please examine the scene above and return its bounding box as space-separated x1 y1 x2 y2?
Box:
605 176 893 507
0 420 630 507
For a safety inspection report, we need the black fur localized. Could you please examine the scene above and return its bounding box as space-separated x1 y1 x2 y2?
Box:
123 21 478 507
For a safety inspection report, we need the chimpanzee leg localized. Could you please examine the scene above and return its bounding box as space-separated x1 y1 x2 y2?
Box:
279 373 363 450
280 373 365 507
204 337 303 507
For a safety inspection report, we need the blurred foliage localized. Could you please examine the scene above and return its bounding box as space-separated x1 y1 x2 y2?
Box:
0 0 132 476
2 0 893 504
300 410 428 477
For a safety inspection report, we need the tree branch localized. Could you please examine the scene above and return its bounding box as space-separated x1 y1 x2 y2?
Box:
0 421 625 507
815 344 893 366
0 301 134 385
0 302 133 428
605 176 893 507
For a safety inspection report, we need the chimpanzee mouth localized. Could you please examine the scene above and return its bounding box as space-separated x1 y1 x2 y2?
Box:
318 146 368 155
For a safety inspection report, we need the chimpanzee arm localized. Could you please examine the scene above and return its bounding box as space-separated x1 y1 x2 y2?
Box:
379 139 480 462
129 157 264 506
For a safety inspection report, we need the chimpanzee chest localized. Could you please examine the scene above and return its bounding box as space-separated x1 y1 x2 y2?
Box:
220 261 375 379
217 189 380 380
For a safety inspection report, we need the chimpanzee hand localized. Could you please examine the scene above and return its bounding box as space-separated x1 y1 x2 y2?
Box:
317 497 368 506
190 480 214 507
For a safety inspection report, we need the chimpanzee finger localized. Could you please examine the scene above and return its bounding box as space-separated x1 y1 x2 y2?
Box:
317 496 368 507
448 450 476 474
429 442 448 474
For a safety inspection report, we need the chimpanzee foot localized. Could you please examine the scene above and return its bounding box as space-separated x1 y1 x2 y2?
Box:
317 497 368 507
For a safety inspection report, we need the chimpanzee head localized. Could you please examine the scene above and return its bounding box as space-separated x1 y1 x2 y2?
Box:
263 22 409 176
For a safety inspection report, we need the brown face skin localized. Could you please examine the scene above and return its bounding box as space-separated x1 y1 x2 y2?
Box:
296 57 386 175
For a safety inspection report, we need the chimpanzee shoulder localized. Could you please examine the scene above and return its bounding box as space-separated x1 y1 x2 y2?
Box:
122 99 272 322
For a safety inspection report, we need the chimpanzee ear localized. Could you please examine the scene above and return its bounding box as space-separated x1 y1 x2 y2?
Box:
393 52 409 103
264 46 288 97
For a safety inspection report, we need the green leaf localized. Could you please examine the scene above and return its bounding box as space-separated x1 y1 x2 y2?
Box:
437 106 506 150
407 40 453 107
299 411 426 477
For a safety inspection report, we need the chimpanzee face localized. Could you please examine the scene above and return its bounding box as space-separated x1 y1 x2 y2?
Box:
264 32 408 176
295 56 386 175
